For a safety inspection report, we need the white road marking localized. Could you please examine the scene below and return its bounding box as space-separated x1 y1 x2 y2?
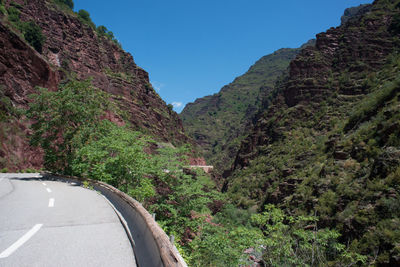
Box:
46 188 52 193
0 178 4 182
48 198 55 207
42 182 47 186
0 224 43 258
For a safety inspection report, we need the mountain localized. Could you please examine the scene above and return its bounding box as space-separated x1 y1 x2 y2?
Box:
180 40 315 174
225 0 400 264
0 0 188 171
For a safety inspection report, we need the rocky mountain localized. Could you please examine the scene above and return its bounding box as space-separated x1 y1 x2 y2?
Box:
0 0 188 171
180 40 315 174
341 3 372 24
225 0 400 264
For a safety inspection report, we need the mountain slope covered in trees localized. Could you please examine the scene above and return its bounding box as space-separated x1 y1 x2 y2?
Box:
224 0 400 264
180 41 314 174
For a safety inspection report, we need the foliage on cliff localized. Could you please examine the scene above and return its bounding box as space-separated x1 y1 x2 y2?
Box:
224 0 400 264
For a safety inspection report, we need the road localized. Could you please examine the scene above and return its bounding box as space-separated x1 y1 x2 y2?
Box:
0 173 136 267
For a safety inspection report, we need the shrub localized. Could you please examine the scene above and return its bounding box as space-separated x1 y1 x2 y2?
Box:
57 0 74 9
96 25 107 36
7 6 20 23
22 21 45 53
77 9 95 29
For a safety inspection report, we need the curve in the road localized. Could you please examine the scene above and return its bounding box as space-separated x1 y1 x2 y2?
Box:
0 173 136 267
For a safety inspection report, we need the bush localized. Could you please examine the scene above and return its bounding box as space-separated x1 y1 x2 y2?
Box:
56 0 74 9
96 25 120 47
7 6 20 23
22 21 45 53
77 9 95 29
96 25 107 36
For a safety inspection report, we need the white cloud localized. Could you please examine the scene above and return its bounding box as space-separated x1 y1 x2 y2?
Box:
150 81 164 92
172 101 183 108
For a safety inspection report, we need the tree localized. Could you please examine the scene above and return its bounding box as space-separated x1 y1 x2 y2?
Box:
71 121 156 202
26 79 112 173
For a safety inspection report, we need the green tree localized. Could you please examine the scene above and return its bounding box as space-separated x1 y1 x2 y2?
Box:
26 79 112 173
71 121 155 202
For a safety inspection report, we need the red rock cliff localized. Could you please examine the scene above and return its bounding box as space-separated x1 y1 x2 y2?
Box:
0 0 188 171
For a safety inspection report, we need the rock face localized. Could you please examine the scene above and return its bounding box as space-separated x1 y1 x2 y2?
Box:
340 4 372 25
180 41 314 174
0 0 188 171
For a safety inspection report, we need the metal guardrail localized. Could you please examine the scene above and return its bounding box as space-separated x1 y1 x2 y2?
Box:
42 172 186 267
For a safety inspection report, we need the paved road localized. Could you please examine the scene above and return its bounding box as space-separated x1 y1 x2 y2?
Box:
0 173 136 267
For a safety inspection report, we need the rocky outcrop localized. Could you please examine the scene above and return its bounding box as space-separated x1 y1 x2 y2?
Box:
0 0 189 170
341 4 372 25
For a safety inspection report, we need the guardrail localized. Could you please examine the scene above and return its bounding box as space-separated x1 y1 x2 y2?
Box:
41 172 186 267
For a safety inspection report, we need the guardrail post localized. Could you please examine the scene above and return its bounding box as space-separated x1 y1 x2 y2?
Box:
170 235 175 244
152 213 156 220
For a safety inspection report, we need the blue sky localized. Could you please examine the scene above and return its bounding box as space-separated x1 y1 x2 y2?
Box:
74 0 373 113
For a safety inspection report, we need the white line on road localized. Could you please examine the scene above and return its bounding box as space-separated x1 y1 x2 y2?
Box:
46 188 52 193
48 198 55 207
0 224 43 258
0 178 3 182
42 182 47 186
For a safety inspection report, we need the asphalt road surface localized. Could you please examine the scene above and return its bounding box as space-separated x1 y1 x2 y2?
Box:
0 173 136 267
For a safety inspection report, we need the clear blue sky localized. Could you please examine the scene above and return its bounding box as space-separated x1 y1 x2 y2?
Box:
74 0 373 113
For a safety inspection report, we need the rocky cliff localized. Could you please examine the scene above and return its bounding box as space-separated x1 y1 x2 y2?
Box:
180 41 314 174
225 0 400 264
0 0 188 171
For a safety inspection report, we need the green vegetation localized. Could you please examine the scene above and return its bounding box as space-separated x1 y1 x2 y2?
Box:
22 21 45 53
25 78 367 266
226 50 400 265
26 78 363 266
72 121 156 202
77 9 95 29
4 5 45 52
96 25 117 42
54 0 74 9
27 79 112 173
